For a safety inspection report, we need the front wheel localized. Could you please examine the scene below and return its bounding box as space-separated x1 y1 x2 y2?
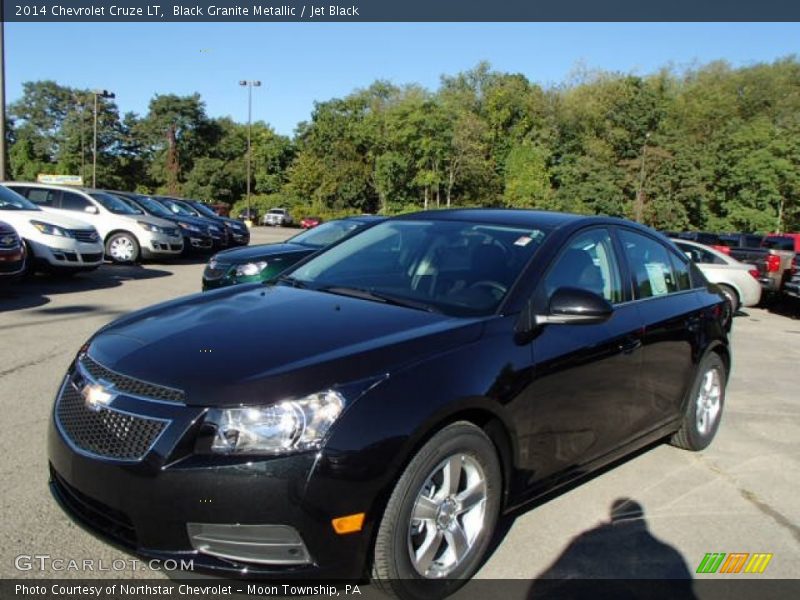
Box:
670 353 726 451
105 232 140 264
371 422 501 600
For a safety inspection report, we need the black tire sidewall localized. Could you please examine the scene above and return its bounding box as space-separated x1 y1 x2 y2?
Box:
377 423 501 599
685 354 726 450
719 284 739 315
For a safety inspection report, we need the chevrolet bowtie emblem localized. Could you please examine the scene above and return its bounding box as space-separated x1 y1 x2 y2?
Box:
81 380 116 412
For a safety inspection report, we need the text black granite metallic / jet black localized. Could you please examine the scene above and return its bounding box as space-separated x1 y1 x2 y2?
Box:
48 209 730 599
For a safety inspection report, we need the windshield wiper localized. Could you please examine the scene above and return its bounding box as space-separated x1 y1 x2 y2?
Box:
317 286 440 313
274 275 309 288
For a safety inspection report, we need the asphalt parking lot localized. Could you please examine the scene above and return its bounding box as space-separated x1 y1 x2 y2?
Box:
1 227 798 583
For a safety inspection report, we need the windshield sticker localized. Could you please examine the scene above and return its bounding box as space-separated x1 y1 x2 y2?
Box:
514 236 533 247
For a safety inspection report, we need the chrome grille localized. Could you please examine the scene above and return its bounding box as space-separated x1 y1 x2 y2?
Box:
56 383 167 461
79 355 185 403
69 229 100 243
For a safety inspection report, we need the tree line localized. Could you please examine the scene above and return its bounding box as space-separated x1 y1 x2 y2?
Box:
6 57 800 232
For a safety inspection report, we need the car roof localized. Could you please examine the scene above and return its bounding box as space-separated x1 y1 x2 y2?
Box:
392 208 641 232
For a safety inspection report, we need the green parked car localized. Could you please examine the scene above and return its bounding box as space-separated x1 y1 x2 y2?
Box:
202 216 384 290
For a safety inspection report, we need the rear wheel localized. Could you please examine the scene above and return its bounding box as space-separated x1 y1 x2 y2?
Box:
371 422 501 600
718 284 739 315
670 353 726 451
105 232 140 264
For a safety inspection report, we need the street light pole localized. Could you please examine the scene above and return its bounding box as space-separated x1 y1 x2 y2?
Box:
239 80 261 220
92 89 115 188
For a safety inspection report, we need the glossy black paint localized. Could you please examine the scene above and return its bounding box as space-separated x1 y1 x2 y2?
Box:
182 199 251 247
48 209 730 579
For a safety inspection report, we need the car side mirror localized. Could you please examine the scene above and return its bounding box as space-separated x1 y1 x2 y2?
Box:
84 205 99 214
536 287 613 326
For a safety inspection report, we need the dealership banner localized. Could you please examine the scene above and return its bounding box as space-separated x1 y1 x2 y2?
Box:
3 579 800 600
3 0 800 22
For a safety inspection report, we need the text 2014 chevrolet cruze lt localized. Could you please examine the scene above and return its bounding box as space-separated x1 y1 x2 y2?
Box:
48 210 730 599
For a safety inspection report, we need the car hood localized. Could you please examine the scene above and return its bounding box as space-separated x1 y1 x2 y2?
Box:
2 209 97 230
212 242 311 264
133 214 179 228
87 285 484 407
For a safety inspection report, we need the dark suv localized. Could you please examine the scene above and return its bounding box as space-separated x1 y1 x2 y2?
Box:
49 210 729 600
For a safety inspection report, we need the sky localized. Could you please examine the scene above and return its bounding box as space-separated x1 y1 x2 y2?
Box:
5 22 800 136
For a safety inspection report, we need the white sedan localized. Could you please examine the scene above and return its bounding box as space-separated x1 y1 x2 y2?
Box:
672 238 762 313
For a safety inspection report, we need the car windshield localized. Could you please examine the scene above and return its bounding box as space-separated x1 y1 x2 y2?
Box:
159 198 196 216
0 186 39 211
191 202 217 218
289 219 365 248
112 195 146 215
134 196 172 218
287 219 549 316
90 192 139 215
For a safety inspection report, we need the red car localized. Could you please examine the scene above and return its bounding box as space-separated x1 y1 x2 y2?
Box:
300 216 322 229
0 221 26 279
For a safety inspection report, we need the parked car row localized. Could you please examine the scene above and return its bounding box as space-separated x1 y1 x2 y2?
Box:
665 230 798 298
0 182 250 279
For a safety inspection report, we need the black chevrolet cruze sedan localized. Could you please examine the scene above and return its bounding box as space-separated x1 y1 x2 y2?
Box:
48 210 729 599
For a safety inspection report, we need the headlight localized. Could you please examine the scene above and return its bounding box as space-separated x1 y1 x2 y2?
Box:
206 390 345 455
0 233 19 247
178 222 201 233
235 261 268 277
30 220 70 237
137 221 169 234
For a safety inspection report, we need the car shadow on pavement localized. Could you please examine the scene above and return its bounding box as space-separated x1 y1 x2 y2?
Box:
0 264 172 312
527 498 696 599
761 295 800 320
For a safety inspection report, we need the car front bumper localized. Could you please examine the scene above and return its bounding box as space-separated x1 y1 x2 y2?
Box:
47 370 373 579
142 234 184 258
30 239 104 270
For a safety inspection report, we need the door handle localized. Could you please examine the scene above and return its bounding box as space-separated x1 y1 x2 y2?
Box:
618 338 642 355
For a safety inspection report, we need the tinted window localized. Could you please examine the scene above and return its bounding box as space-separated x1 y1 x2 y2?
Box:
25 188 59 207
675 241 726 265
290 219 364 248
762 236 794 251
668 251 693 291
620 230 680 299
60 191 90 211
89 192 138 215
0 186 40 211
290 219 549 316
543 228 623 304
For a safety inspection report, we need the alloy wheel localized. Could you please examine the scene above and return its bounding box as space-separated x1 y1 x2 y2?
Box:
695 367 722 435
407 454 487 578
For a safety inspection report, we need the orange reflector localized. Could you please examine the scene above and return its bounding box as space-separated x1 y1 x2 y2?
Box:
332 513 365 534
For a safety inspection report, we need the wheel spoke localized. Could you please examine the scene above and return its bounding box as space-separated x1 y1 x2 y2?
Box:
444 523 469 562
415 528 444 574
412 494 439 522
440 456 461 497
456 480 485 513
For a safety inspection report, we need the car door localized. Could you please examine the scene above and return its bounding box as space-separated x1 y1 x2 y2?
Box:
617 228 701 431
514 227 645 490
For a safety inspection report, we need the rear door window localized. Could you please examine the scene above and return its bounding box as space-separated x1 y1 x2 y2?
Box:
619 230 681 299
25 188 60 207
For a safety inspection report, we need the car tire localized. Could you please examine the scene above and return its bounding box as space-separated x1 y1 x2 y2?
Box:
105 232 140 264
718 284 739 315
670 353 726 451
21 240 36 278
371 421 501 600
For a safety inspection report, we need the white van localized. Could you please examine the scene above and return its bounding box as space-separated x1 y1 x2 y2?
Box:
5 183 183 263
0 184 104 274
